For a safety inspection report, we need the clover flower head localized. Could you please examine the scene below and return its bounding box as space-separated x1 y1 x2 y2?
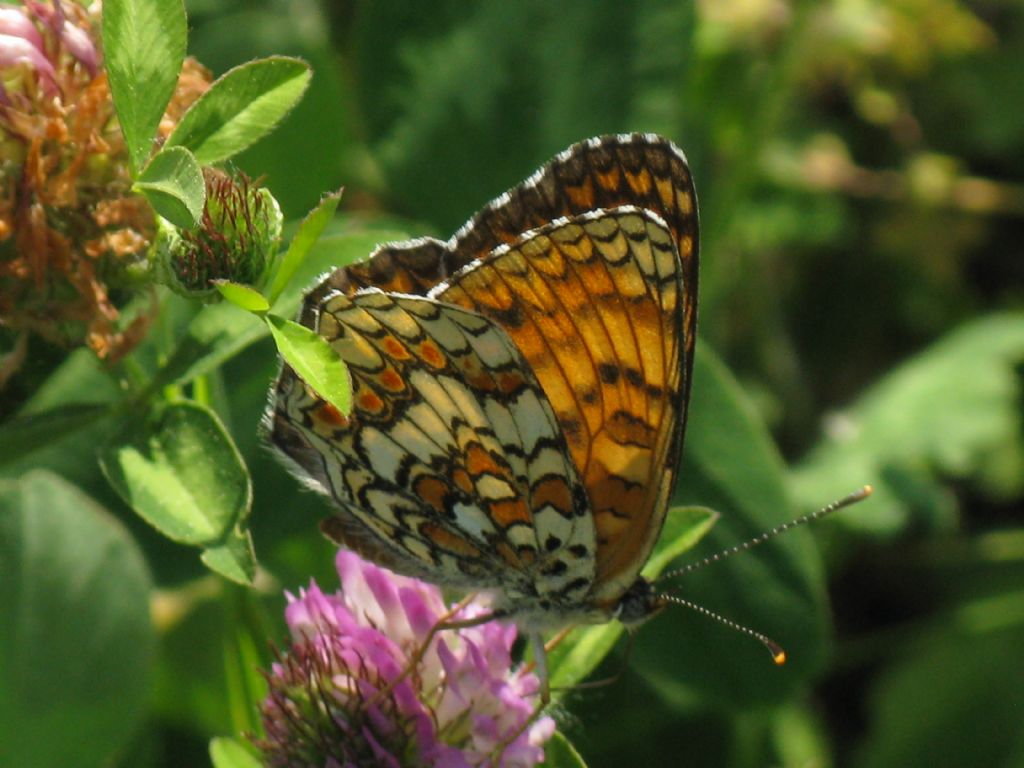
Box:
0 0 210 365
258 550 554 767
155 168 282 301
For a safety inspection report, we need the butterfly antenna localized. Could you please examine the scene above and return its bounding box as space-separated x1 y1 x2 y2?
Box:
660 593 787 665
658 485 873 582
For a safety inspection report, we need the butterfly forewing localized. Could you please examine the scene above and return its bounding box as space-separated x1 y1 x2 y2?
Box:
435 207 687 604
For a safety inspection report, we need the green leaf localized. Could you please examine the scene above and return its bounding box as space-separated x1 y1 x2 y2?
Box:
165 56 312 165
102 0 187 174
265 314 352 416
854 622 1024 768
0 471 154 768
267 190 344 306
540 732 589 768
99 401 252 546
210 737 262 768
215 281 271 314
201 526 257 585
0 404 109 468
793 313 1024 535
548 506 718 691
135 146 206 229
641 505 720 580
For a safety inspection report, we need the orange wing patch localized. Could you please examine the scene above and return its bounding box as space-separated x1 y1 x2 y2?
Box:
436 207 689 600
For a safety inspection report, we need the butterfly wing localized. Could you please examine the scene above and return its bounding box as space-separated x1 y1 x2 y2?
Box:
270 288 596 601
307 134 696 323
434 206 691 607
271 133 698 613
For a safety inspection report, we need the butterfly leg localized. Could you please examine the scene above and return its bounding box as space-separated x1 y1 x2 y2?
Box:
531 631 551 705
489 632 553 764
368 595 504 708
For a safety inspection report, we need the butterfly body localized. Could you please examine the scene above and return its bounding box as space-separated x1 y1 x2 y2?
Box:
270 134 698 633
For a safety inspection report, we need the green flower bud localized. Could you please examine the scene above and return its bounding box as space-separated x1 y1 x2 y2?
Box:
156 169 282 300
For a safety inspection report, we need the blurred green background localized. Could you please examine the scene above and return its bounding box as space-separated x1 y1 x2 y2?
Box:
4 0 1024 766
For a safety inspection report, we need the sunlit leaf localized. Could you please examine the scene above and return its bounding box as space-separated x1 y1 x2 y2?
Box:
166 56 312 164
103 0 186 173
265 315 352 417
201 526 257 585
210 738 262 768
267 190 344 306
99 401 252 546
135 146 205 228
215 281 271 314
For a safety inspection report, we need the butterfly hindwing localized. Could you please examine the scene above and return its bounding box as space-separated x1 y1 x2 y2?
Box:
271 289 597 602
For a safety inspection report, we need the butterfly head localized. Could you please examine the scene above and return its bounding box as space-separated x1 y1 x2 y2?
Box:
613 577 669 627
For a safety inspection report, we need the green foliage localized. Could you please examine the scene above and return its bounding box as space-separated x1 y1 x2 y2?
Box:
540 733 589 768
0 472 154 768
165 57 312 165
100 401 251 546
135 146 206 229
265 315 352 416
215 281 271 313
267 190 344 306
854 622 1024 768
99 401 256 582
103 0 187 173
4 0 1022 766
794 313 1024 535
209 738 262 768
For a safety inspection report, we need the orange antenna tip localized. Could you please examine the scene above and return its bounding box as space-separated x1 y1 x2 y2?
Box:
766 639 786 665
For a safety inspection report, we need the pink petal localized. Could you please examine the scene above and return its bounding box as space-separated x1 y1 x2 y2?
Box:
0 32 57 93
0 7 44 51
59 19 97 75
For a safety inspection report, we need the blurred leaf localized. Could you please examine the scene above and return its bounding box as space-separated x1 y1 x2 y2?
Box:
265 315 352 416
210 738 262 768
99 401 252 546
166 56 312 165
102 0 186 173
0 404 109 468
215 281 271 314
548 506 717 691
0 353 120 495
0 471 154 768
135 146 205 228
794 313 1024 535
267 190 344 306
186 8 354 218
541 732 589 768
201 527 257 585
642 506 720 580
771 703 833 768
353 0 692 231
854 622 1024 768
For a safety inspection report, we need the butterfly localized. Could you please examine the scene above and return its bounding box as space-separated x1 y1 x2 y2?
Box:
269 134 698 664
